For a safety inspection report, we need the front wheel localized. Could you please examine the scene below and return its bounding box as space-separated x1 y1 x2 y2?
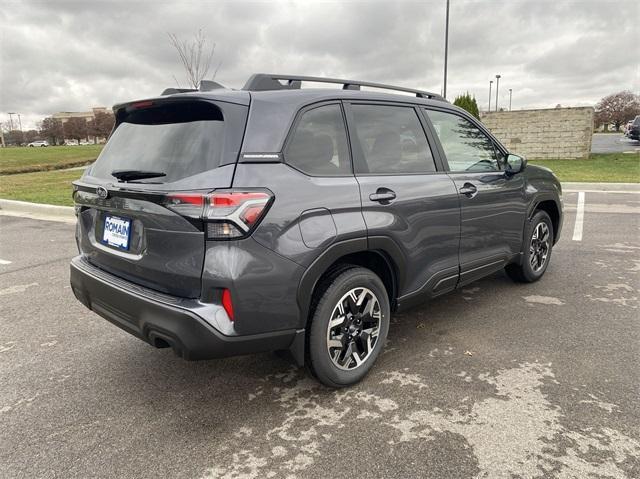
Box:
506 210 554 283
307 267 390 388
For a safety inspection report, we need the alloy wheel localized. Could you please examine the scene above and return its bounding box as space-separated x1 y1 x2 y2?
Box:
529 222 550 272
326 287 381 371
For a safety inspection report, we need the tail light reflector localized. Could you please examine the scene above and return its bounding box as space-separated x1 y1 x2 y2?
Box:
222 289 234 321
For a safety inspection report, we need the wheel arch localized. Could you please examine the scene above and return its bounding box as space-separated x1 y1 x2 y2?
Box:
297 238 403 329
530 197 561 245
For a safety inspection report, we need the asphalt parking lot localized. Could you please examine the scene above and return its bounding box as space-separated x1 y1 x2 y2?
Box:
591 133 640 154
1 185 639 479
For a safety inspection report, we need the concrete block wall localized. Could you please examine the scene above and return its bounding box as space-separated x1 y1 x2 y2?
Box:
480 107 594 159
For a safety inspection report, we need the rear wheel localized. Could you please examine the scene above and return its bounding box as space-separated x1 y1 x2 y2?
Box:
307 267 390 388
506 210 554 283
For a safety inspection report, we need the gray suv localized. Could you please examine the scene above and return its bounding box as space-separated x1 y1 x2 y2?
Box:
70 74 563 387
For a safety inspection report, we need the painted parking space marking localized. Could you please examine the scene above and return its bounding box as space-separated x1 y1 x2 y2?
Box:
564 189 640 194
572 192 585 241
0 259 11 265
0 283 38 296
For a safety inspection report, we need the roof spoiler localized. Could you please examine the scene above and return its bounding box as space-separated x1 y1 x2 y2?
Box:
161 80 226 96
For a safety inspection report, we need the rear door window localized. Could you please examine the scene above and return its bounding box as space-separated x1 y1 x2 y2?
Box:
350 104 436 174
89 101 246 183
284 104 351 176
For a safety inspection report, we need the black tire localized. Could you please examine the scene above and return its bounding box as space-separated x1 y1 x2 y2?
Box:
506 210 554 283
306 266 390 388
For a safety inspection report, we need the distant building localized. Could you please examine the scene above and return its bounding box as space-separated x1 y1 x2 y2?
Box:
52 107 109 143
52 107 109 124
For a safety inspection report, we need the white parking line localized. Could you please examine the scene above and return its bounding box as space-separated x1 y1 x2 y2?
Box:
564 189 640 195
0 259 12 265
572 192 585 241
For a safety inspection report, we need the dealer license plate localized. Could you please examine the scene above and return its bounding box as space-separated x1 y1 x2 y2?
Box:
102 215 131 250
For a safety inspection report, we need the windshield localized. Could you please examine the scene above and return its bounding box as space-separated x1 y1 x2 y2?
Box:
88 101 226 183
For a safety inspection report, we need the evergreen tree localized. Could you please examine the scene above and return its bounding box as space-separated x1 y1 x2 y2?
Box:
453 92 480 119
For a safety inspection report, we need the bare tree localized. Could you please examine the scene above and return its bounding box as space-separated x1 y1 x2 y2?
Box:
88 111 115 143
595 91 640 131
168 30 221 89
63 117 89 143
39 117 64 145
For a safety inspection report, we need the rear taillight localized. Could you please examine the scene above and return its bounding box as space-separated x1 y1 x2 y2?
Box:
165 193 206 218
165 190 273 240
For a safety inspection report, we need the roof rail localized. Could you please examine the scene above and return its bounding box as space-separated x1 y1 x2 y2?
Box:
242 73 445 101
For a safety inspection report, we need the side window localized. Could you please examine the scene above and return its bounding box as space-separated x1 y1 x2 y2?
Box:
284 104 351 176
351 104 436 174
425 109 500 172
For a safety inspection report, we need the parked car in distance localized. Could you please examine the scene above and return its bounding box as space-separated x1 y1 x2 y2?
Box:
27 140 49 147
70 73 563 387
64 139 79 146
628 116 640 141
79 140 92 146
623 120 634 137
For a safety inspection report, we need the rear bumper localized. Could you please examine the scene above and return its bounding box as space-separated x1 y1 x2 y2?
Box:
70 256 299 360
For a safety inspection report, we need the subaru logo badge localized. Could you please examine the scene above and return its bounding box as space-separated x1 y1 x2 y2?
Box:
97 186 109 199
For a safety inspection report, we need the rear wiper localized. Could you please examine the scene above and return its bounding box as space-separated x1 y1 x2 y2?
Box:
111 169 166 182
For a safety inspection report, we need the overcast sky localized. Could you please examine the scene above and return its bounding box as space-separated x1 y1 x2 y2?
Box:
1 0 638 130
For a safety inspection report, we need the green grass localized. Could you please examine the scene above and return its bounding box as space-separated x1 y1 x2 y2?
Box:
0 168 83 206
0 145 102 174
529 153 640 183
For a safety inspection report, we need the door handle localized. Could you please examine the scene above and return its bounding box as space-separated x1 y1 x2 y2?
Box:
459 183 477 197
369 188 396 204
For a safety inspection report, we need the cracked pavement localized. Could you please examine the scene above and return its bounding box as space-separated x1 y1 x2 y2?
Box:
1 188 639 478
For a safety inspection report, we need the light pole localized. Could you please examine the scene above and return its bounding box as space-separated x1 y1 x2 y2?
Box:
17 113 23 132
8 112 16 131
443 0 450 99
495 74 501 111
488 80 493 112
509 89 512 111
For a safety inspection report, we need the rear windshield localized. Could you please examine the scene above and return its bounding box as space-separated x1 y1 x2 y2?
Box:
89 101 234 183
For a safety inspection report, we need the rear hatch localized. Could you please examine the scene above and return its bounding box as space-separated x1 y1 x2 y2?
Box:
73 96 249 298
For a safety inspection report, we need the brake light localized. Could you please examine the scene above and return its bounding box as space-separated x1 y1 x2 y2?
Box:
165 190 273 239
222 289 234 321
130 100 154 109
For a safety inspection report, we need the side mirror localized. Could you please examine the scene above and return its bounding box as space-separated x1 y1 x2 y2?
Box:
505 154 526 175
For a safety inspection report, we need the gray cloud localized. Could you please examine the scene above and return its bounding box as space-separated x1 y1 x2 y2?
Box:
1 0 638 129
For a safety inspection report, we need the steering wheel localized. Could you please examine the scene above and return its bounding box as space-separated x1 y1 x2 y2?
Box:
465 159 496 171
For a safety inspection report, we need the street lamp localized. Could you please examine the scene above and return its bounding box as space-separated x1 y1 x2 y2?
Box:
488 80 493 112
443 0 450 99
17 113 23 132
495 75 501 111
509 89 512 111
8 112 16 131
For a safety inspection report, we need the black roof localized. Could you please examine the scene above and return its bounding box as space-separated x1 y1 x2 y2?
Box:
116 74 455 153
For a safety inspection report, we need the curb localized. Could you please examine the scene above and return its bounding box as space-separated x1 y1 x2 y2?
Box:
0 199 75 224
